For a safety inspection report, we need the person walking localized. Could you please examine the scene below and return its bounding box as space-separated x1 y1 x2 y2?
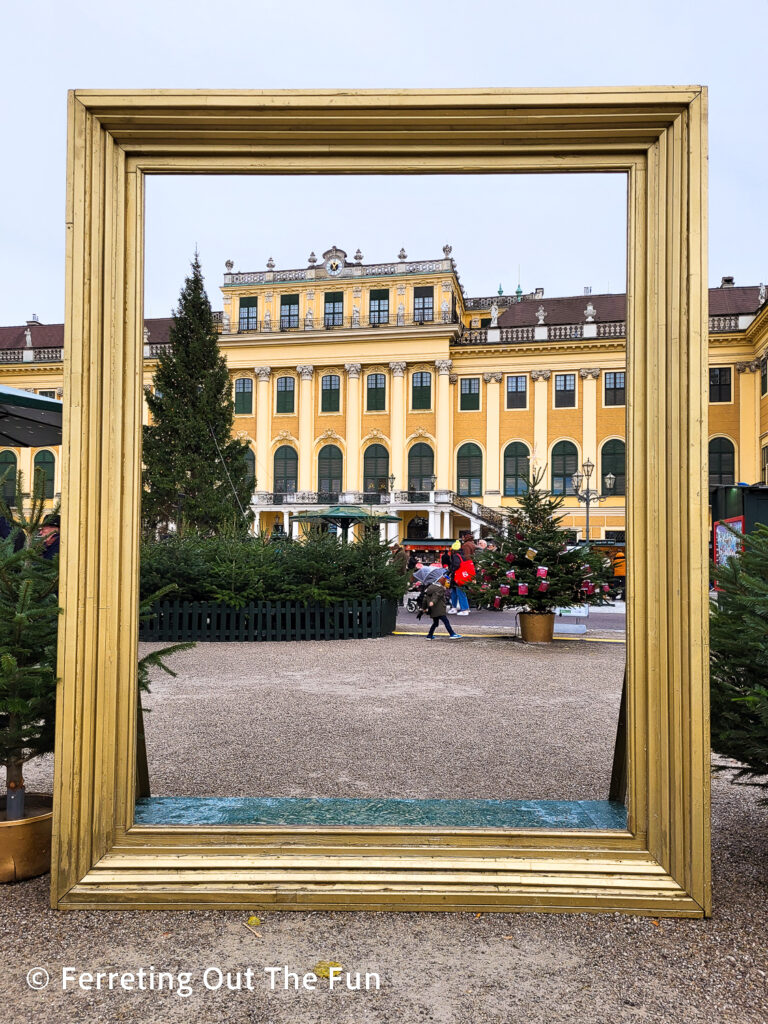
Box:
449 539 470 616
423 576 462 639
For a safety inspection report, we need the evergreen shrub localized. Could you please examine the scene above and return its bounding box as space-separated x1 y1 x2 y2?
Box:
140 531 407 607
710 523 768 797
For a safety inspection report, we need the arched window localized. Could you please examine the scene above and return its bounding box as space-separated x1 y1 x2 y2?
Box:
234 377 253 415
273 445 297 494
0 450 18 505
318 444 343 496
457 443 482 497
33 450 55 500
243 448 256 489
503 442 530 496
408 443 434 492
407 515 429 540
551 441 578 495
601 439 626 495
709 437 735 486
363 444 389 493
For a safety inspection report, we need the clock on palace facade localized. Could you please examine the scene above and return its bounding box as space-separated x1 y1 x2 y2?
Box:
322 246 346 276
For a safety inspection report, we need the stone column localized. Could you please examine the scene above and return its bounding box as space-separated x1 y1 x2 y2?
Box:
389 361 407 490
435 359 453 489
254 366 271 490
484 371 503 496
345 363 362 490
736 361 760 482
296 365 314 491
530 371 550 477
580 368 601 468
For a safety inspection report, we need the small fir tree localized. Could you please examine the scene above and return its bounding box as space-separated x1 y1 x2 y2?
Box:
142 253 253 537
710 523 768 798
469 469 612 614
0 480 60 820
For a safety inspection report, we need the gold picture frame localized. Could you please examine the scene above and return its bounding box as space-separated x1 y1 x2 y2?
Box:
52 88 710 915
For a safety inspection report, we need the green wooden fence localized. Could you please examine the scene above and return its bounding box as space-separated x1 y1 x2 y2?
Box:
138 596 398 642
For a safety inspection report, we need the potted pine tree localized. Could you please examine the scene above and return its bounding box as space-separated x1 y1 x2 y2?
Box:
470 470 612 642
0 478 59 881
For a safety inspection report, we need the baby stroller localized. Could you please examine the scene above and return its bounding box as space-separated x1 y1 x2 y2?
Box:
406 565 448 614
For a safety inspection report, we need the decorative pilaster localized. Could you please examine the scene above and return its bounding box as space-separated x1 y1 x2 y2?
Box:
530 371 550 474
579 368 601 472
296 365 314 490
484 371 503 495
254 366 271 490
389 362 407 488
345 363 362 489
435 360 453 489
736 361 760 483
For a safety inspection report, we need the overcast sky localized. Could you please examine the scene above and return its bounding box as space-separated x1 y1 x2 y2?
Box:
1 0 765 324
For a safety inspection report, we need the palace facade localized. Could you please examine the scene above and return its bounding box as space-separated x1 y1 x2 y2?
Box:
2 245 768 543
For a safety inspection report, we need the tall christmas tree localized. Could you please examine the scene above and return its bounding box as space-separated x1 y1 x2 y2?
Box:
143 254 253 537
470 470 612 613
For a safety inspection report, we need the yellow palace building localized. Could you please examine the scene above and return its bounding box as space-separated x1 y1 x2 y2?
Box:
2 245 768 543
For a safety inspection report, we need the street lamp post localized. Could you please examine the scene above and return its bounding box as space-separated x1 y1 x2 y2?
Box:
571 458 615 542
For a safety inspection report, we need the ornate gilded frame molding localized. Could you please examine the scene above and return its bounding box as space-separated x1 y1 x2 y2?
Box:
53 88 709 914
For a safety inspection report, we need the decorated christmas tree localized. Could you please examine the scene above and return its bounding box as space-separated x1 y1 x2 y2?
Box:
142 253 254 538
470 470 612 614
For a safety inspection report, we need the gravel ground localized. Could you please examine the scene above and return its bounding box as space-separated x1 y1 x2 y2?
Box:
6 634 767 1024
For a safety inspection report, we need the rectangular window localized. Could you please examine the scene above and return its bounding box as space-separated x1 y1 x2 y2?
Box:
276 376 295 413
367 373 386 411
238 296 258 331
321 374 340 412
604 371 625 406
762 357 767 396
324 291 343 328
763 445 768 485
709 367 731 403
234 378 253 415
554 373 576 408
369 288 389 325
413 286 434 323
280 294 299 330
506 375 527 409
412 371 432 410
37 390 57 399
605 530 626 543
460 377 480 411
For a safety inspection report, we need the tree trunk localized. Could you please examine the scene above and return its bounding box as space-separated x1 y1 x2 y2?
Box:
6 755 26 820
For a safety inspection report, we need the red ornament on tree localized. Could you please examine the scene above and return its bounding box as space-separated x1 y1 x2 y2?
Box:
537 580 549 592
536 566 548 579
499 584 510 596
505 552 515 564
493 596 502 609
505 569 515 580
518 582 529 596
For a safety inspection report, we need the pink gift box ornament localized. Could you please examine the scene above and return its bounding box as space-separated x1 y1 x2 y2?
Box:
493 596 502 609
499 584 510 596
505 569 515 580
537 581 549 592
517 583 529 596
602 583 611 592
536 566 548 579
505 552 515 564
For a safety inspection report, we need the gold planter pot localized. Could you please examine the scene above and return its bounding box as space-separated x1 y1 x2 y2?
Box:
519 612 555 644
0 794 53 883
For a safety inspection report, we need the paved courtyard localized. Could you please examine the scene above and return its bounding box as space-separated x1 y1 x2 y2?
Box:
8 632 767 1023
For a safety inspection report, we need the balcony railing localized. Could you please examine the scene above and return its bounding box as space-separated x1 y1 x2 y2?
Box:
235 314 459 334
0 347 63 363
708 315 739 332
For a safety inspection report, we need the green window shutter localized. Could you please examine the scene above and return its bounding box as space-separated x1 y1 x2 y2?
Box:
321 374 340 412
367 373 386 411
234 377 253 415
411 371 432 410
276 376 295 414
459 377 480 411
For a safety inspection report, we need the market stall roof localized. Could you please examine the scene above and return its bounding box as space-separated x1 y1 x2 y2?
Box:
0 384 63 446
290 505 402 525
